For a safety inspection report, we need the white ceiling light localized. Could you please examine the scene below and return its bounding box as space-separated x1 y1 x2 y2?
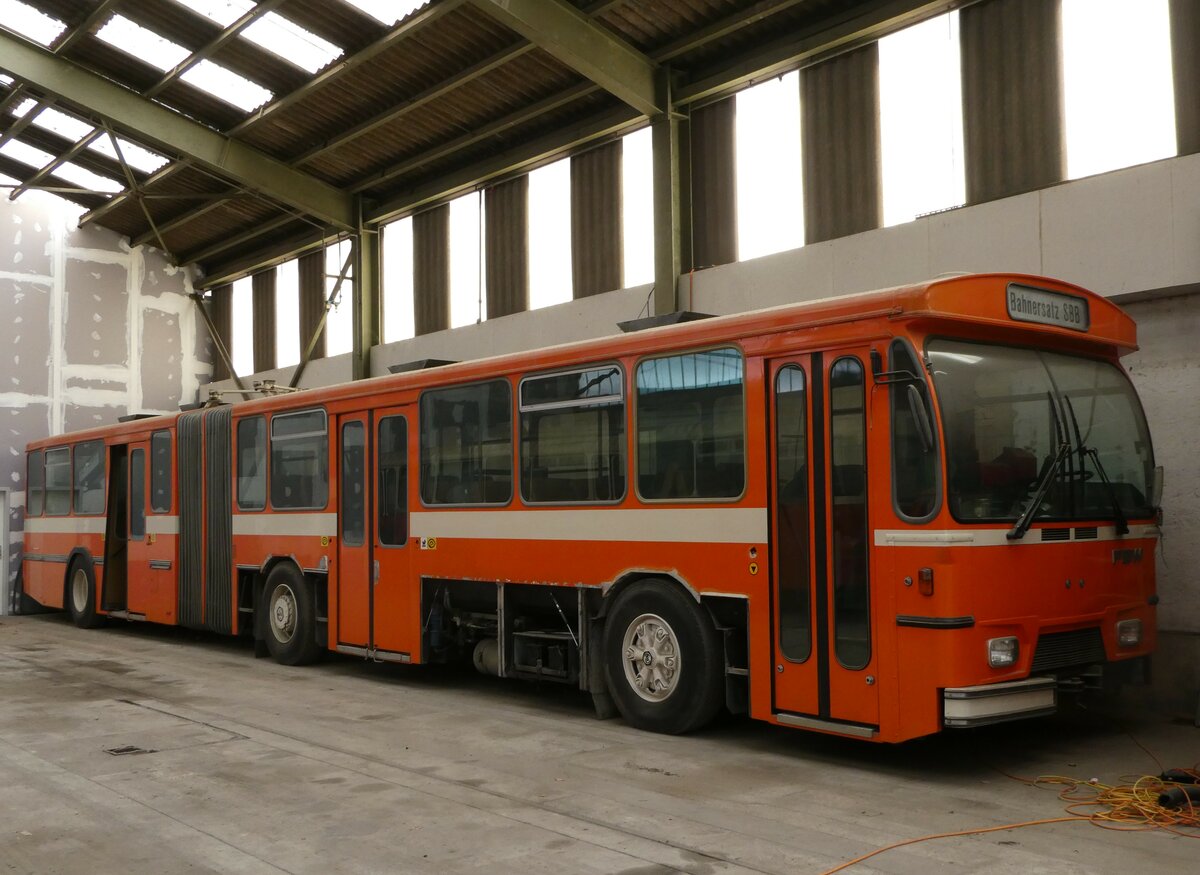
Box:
97 15 272 112
339 0 427 27
0 0 66 46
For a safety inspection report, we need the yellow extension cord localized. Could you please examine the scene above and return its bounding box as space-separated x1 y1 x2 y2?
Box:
818 764 1200 875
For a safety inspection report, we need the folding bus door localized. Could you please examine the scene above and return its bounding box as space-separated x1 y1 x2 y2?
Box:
770 349 880 736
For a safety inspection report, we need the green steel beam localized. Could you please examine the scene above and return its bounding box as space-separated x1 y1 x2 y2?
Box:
0 31 356 230
468 0 662 117
651 72 689 317
352 209 380 381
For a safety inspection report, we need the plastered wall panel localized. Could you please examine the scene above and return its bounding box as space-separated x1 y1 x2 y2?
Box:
1 280 51 397
928 194 1043 277
62 404 114 434
141 309 183 410
4 210 53 276
64 261 129 366
1124 294 1200 635
1041 160 1177 296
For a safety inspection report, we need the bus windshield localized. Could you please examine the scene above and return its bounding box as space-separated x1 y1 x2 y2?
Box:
928 340 1154 524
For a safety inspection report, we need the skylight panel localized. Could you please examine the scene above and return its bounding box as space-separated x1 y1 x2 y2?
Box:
243 14 343 74
97 15 272 112
0 0 67 46
173 1 343 73
339 0 427 27
89 136 170 175
0 139 55 169
10 98 170 175
13 99 93 141
181 60 272 112
54 162 124 194
0 75 14 86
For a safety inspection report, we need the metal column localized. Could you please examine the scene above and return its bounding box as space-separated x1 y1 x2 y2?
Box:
652 72 690 317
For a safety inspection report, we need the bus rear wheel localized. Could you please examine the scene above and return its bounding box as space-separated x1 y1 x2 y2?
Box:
262 564 321 666
603 579 723 734
66 557 103 629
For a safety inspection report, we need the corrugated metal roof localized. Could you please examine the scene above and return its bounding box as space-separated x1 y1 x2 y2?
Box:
0 0 954 285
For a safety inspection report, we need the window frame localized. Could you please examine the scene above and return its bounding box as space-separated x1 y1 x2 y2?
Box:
632 344 749 504
150 429 172 514
418 378 514 508
518 361 628 507
269 407 330 512
44 447 71 516
26 450 44 517
72 439 106 516
889 337 943 524
236 414 268 512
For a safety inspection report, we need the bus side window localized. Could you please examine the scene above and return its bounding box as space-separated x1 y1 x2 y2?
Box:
378 417 408 545
635 347 745 501
44 448 70 515
270 409 329 510
73 440 106 515
420 381 512 506
341 422 365 547
26 450 44 517
130 449 146 540
237 416 267 511
890 340 939 520
150 430 172 513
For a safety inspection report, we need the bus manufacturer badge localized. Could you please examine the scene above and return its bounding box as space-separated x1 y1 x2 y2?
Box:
1006 284 1090 332
420 537 437 550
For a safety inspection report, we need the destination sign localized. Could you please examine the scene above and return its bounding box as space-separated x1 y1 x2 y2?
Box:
1006 284 1090 332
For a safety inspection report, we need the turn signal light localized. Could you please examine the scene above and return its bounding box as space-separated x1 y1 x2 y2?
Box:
918 567 934 596
1116 619 1142 648
987 636 1019 668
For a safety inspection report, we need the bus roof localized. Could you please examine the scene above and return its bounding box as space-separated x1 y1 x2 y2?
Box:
28 273 1135 449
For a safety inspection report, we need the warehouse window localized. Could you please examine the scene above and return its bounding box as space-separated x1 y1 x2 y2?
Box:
1062 0 1176 180
270 410 329 510
324 241 354 357
879 12 966 225
276 259 300 369
449 191 485 327
736 71 804 260
231 277 254 378
382 217 415 342
420 381 512 505
73 440 106 516
529 158 572 310
622 128 653 287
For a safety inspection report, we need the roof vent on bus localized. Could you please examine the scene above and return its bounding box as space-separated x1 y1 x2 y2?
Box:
118 413 158 422
618 311 714 333
388 359 458 374
1040 527 1071 542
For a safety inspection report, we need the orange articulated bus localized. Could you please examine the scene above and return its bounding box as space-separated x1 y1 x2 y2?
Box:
22 273 1161 742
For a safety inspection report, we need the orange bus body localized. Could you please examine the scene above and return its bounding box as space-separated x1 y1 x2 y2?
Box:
22 274 1158 742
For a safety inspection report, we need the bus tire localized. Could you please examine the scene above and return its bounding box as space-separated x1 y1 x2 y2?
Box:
65 556 103 629
603 579 724 735
261 564 321 666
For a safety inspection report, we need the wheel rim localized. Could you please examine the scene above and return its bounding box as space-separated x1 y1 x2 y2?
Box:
269 583 298 644
621 612 681 702
71 568 88 614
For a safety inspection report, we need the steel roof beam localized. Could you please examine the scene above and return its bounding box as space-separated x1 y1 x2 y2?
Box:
468 0 662 117
0 32 356 229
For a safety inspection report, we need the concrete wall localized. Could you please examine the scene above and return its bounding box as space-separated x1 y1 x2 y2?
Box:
2 191 211 614
205 153 1200 711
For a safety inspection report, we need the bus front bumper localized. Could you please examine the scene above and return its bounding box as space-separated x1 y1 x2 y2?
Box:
943 676 1058 728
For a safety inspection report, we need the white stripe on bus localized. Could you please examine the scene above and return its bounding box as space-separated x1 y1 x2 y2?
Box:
232 513 338 538
146 515 179 535
23 517 106 535
874 525 1160 547
409 508 769 544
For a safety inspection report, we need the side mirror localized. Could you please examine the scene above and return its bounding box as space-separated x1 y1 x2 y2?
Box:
906 384 934 453
1150 465 1164 509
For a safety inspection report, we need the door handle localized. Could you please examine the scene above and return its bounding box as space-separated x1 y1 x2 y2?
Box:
373 560 380 585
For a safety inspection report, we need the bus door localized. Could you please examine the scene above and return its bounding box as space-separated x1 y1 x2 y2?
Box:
124 441 151 616
336 408 413 658
769 350 879 734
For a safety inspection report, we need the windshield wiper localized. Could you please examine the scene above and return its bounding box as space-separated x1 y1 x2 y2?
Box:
1009 440 1071 540
1063 395 1129 535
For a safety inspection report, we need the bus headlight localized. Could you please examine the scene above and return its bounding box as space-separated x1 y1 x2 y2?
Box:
1116 619 1142 648
987 637 1019 668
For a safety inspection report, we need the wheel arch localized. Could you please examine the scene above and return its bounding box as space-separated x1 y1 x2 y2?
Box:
61 547 97 609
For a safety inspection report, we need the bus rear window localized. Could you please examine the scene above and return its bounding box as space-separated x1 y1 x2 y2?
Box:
635 348 745 500
73 440 105 515
270 409 329 510
26 450 44 517
420 380 512 505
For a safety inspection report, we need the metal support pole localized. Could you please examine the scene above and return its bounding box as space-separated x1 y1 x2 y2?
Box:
190 292 246 393
352 203 381 381
651 70 690 317
290 249 354 388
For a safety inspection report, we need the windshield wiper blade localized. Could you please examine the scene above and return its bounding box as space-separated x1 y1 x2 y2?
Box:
1009 440 1071 541
1063 395 1129 535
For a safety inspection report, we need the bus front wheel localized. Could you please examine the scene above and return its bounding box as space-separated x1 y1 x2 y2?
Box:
603 579 723 734
65 557 103 629
261 564 321 666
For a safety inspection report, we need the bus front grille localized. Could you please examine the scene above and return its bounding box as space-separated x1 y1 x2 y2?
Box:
1030 627 1106 672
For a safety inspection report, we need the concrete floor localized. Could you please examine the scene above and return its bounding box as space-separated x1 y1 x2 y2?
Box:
0 615 1195 875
